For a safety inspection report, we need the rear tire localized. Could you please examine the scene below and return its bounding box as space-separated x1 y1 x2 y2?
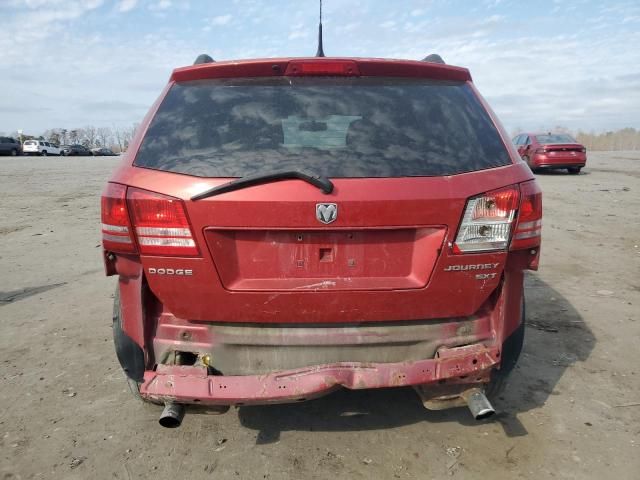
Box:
41 150 47 156
567 167 581 174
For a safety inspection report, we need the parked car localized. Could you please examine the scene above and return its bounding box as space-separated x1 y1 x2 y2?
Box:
513 132 586 174
0 136 22 156
91 147 117 156
60 144 93 156
102 54 542 427
22 140 61 156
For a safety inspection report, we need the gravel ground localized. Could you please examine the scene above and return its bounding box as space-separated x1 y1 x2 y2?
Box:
1 152 639 479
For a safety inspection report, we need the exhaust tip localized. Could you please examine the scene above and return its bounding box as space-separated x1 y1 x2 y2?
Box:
463 389 496 421
159 403 185 428
474 407 496 421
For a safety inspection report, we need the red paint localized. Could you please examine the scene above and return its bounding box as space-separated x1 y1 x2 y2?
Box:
103 56 541 407
140 344 500 406
170 57 471 83
515 132 587 170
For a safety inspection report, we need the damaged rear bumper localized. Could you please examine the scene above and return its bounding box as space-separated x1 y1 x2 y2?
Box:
140 343 500 406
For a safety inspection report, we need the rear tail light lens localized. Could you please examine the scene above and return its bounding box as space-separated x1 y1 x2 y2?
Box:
126 188 199 256
101 183 135 253
535 148 547 154
511 180 542 250
453 186 519 253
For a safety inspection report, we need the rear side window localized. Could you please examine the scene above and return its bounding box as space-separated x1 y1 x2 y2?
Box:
134 77 511 178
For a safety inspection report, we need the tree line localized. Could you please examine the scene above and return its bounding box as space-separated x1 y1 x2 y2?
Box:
5 124 139 153
575 128 640 151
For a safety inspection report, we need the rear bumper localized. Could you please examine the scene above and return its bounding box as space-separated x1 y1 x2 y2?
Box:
531 153 585 168
140 343 500 406
536 163 585 169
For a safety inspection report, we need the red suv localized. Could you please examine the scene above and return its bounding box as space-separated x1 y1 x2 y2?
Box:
513 132 586 174
102 56 542 427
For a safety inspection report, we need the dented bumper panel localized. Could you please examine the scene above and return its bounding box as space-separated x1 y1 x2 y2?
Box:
140 343 500 406
152 312 493 375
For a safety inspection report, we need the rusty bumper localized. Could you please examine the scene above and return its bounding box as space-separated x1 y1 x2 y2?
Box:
140 343 500 406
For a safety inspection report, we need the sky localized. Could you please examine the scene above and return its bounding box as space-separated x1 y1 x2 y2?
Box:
0 0 639 135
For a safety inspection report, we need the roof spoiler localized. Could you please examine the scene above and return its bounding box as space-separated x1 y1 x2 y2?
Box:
421 54 445 64
193 54 215 65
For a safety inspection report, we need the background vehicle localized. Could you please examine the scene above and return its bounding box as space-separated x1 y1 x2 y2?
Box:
22 140 61 156
513 132 586 174
91 147 117 156
102 56 542 427
0 137 22 156
60 144 93 156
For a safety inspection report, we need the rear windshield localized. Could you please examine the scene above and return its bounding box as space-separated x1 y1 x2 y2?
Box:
134 77 511 178
536 134 576 144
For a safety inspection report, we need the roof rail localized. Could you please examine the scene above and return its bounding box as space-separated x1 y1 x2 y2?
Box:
421 54 445 64
193 54 215 65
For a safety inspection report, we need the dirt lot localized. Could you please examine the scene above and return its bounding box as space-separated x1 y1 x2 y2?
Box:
1 152 639 479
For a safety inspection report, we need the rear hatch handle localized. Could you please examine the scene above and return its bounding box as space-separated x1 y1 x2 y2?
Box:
191 170 334 200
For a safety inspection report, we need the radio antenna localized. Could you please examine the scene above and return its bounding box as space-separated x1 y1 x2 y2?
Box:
315 0 325 57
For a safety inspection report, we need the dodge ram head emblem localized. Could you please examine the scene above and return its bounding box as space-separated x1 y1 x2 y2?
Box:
316 203 337 224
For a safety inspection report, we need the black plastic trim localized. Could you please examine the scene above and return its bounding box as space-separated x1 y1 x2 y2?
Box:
112 288 145 382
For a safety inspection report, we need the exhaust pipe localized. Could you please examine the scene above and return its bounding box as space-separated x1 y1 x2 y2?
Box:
159 403 185 428
462 388 495 420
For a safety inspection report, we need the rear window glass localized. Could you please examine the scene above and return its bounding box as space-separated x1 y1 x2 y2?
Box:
535 134 576 144
134 77 511 178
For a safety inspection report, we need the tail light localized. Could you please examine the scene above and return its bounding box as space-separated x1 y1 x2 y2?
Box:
101 183 135 253
511 180 542 250
453 186 519 253
127 188 199 256
453 182 542 254
101 183 199 256
535 148 547 154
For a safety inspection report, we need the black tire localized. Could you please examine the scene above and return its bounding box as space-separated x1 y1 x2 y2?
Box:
485 298 526 399
10 149 17 156
567 167 581 174
41 150 47 156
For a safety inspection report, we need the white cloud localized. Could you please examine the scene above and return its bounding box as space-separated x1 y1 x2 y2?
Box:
116 0 137 13
209 14 232 26
149 0 172 10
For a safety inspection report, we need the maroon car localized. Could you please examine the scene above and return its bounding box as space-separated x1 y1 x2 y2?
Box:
101 55 542 427
513 133 586 174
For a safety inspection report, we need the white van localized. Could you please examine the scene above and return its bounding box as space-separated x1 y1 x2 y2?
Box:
22 140 61 156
